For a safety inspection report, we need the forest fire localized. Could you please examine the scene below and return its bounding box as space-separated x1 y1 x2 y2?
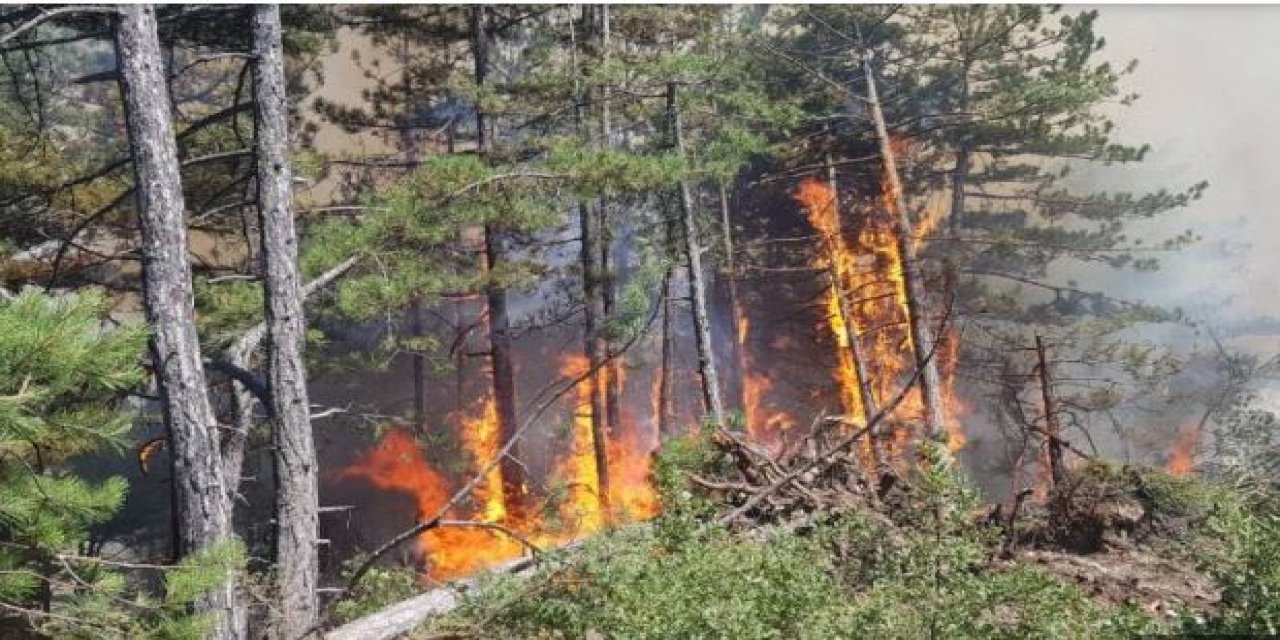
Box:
1165 424 1201 477
340 353 661 581
737 313 795 444
794 176 966 458
336 428 519 580
559 354 606 534
459 398 505 523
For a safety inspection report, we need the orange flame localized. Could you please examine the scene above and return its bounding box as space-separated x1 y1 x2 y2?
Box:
1165 424 1200 477
794 173 965 462
458 397 506 522
558 354 605 534
795 178 868 423
338 428 522 580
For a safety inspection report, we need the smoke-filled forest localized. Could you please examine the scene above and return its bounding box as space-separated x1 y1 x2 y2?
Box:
1 4 1278 639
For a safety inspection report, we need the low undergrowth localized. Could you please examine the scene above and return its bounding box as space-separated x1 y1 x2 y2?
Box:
410 431 1278 639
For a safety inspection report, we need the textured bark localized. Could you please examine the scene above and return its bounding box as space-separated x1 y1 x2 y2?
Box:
863 61 947 444
115 5 237 637
252 5 319 637
668 82 725 426
473 6 526 515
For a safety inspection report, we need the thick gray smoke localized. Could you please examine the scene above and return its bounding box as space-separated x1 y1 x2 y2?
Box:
1080 5 1280 333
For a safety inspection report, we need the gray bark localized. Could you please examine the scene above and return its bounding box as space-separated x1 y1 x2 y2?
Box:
862 61 947 444
668 81 725 426
115 5 237 637
252 5 319 636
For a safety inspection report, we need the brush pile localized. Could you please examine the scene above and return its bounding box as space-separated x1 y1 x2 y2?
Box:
689 416 909 530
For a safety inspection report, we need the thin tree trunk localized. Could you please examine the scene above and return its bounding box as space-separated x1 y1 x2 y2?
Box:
483 229 525 514
115 5 237 637
668 81 725 426
471 5 525 516
657 262 675 438
597 6 623 441
717 181 750 422
1035 335 1065 490
862 61 947 445
580 200 612 515
824 158 883 467
252 5 319 637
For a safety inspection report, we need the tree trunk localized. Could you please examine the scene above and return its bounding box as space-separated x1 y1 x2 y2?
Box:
717 181 750 423
657 262 675 438
472 5 525 516
1035 335 1066 490
862 61 947 445
824 159 882 467
597 6 623 442
580 200 612 515
252 5 320 637
668 81 725 426
483 228 525 514
115 5 237 637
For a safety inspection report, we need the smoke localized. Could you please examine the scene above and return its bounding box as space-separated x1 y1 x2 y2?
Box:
1077 6 1280 332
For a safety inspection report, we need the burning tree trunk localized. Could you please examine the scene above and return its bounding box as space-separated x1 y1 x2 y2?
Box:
668 81 726 426
115 5 238 636
823 159 882 465
483 230 525 513
473 5 526 516
657 222 676 437
579 202 612 515
1035 335 1066 490
862 60 948 445
253 5 320 636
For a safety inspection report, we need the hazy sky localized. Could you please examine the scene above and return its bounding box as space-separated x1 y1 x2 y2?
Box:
1077 5 1280 333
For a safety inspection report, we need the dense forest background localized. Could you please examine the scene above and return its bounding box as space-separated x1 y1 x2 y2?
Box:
0 4 1277 639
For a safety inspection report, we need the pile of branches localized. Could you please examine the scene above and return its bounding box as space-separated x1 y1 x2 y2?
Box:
690 417 913 531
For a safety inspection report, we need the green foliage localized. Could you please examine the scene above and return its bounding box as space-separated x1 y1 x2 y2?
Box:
1182 491 1280 635
0 290 145 562
332 558 432 625
36 541 247 640
0 290 242 637
430 456 1160 639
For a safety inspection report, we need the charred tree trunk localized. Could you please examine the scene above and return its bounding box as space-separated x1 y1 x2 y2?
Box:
862 60 947 446
252 5 320 636
1035 335 1066 490
472 5 525 516
668 81 725 426
115 5 238 637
